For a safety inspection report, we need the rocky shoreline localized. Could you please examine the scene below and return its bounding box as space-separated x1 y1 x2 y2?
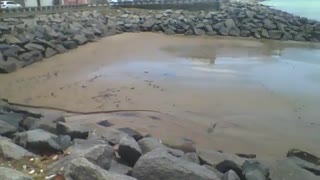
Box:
0 2 320 73
1 99 320 180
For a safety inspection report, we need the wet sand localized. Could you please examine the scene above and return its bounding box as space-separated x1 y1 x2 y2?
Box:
1 32 320 160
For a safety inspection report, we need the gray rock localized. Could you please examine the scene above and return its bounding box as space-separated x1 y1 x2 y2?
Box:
224 170 240 180
19 50 43 66
63 40 78 49
288 156 320 176
56 122 89 140
193 27 205 35
45 47 58 58
295 35 307 41
204 164 224 179
212 22 225 31
0 58 16 73
263 19 277 30
58 135 72 150
261 29 269 38
268 30 283 40
0 119 17 136
64 157 136 180
24 43 45 52
269 159 319 180
109 158 132 175
282 32 293 40
198 150 246 166
119 136 142 166
0 167 32 180
2 45 20 58
14 129 62 155
138 137 164 154
0 137 35 160
73 34 88 45
182 152 200 164
81 144 114 170
219 27 229 36
229 27 241 36
216 160 244 179
96 127 128 145
118 127 143 141
240 30 251 37
133 149 220 180
2 34 21 44
287 149 320 165
225 19 236 29
55 44 67 54
0 112 24 128
242 160 269 180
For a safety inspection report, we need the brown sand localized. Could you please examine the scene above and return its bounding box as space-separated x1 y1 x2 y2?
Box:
1 33 320 160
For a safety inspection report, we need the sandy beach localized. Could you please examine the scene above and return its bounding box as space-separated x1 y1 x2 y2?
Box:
1 32 320 160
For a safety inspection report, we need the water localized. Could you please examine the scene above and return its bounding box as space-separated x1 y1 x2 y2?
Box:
261 0 320 21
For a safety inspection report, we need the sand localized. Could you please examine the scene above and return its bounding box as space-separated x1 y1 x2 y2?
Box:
0 32 320 160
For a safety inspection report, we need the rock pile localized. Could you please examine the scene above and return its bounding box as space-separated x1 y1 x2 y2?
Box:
0 99 320 180
0 3 320 73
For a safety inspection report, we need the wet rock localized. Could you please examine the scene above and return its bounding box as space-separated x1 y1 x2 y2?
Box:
269 158 319 180
138 137 164 154
118 136 142 166
224 170 240 180
56 122 89 140
0 136 35 160
14 129 62 155
236 153 257 159
118 127 143 141
64 157 136 180
216 160 244 179
73 34 88 45
0 119 17 136
133 149 221 180
0 167 32 180
45 47 58 58
62 40 78 49
181 152 200 164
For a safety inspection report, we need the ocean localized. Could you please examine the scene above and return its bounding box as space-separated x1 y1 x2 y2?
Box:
261 0 320 21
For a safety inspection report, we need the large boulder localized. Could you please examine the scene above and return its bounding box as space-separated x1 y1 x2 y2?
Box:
118 136 142 166
56 122 89 140
0 119 17 136
263 19 277 30
0 137 35 160
269 158 319 180
133 149 221 180
72 34 88 45
96 127 128 145
62 40 78 49
118 127 143 141
0 167 32 180
81 144 114 170
242 160 269 180
216 160 244 179
19 50 43 66
64 157 136 180
109 158 132 175
223 170 240 180
268 30 283 40
2 34 22 44
138 137 164 154
45 47 58 58
181 152 200 164
14 129 62 155
24 43 45 52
